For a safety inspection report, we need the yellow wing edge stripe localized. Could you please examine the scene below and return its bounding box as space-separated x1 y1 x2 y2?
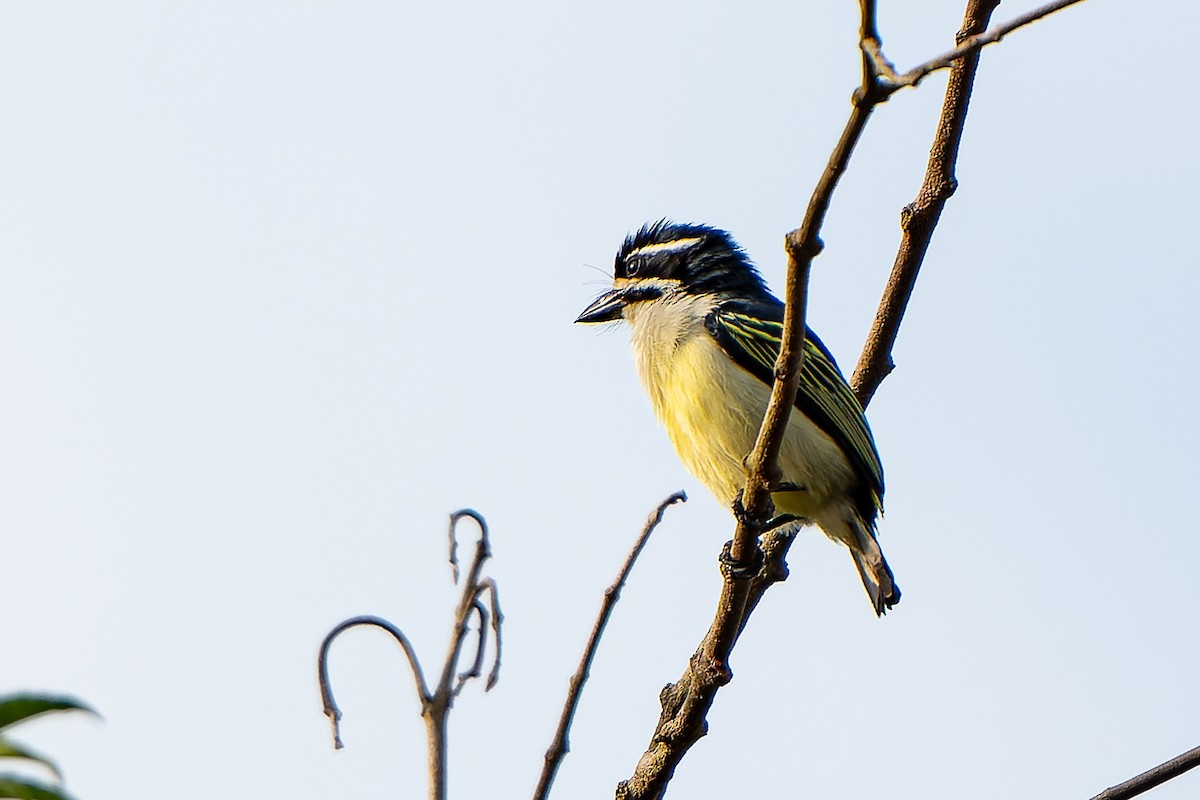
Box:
715 311 883 504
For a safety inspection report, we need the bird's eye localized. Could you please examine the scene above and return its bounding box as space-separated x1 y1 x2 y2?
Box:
627 258 642 277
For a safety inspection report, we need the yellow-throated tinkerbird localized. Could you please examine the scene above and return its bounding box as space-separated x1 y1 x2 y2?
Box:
576 221 899 615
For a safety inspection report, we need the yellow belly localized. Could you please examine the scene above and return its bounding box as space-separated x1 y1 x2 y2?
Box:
638 333 855 519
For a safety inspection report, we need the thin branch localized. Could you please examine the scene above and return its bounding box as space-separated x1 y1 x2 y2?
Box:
452 600 489 698
614 0 1085 794
448 508 490 584
533 491 687 800
883 0 1088 95
479 577 504 690
435 510 493 698
858 0 880 43
616 529 799 800
415 510 498 800
1089 744 1200 800
858 0 896 86
317 615 431 750
447 516 461 584
852 0 1089 404
613 13 880 795
732 0 884 564
732 528 797 638
317 508 501 800
615 2 888 793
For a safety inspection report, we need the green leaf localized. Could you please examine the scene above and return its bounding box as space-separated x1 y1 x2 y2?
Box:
0 697 97 732
0 737 62 781
0 774 77 800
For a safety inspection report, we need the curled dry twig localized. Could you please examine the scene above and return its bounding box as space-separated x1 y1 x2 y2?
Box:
478 577 504 691
316 509 501 800
453 600 489 698
317 615 430 750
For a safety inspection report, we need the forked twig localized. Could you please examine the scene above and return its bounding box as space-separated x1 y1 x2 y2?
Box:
316 509 501 800
613 6 885 797
614 0 1090 796
851 0 1086 403
881 0 1088 95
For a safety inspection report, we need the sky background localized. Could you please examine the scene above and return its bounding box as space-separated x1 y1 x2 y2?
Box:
4 2 1198 799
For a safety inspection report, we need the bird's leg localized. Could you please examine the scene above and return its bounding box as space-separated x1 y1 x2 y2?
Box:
762 481 805 533
763 513 801 532
722 490 767 578
730 488 770 529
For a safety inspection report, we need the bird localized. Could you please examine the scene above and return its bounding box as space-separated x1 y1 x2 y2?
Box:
576 221 899 615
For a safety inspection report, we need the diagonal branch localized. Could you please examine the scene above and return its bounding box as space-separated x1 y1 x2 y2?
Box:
533 491 687 800
852 0 1089 404
614 0 1095 795
615 6 887 798
883 0 1088 95
615 527 797 800
732 0 885 564
1088 744 1200 800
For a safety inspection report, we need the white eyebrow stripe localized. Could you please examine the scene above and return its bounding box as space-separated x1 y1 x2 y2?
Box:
613 276 682 292
625 237 703 259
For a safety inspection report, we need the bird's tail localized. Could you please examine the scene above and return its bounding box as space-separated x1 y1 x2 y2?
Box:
846 516 900 616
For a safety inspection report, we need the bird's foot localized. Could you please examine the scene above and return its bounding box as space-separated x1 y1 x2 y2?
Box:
768 481 807 493
719 539 764 579
732 490 802 533
730 489 771 528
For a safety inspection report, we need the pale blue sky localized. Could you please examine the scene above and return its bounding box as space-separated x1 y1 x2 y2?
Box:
4 2 1198 798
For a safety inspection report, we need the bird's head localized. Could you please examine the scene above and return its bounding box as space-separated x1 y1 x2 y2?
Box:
575 221 774 324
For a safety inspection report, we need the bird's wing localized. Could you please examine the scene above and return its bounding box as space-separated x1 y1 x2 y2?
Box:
704 302 884 512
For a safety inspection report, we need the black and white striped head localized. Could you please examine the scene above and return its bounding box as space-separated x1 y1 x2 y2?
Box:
576 221 774 324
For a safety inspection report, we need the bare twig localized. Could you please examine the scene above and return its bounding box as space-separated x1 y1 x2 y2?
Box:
316 509 501 800
732 0 884 565
1088 744 1200 800
614 6 883 796
858 0 898 85
435 510 493 699
452 600 489 697
852 0 1089 403
883 0 1088 95
478 577 504 690
732 527 798 637
533 491 687 800
615 528 798 800
614 5 886 797
612 0 1095 795
317 615 431 750
447 515 461 584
